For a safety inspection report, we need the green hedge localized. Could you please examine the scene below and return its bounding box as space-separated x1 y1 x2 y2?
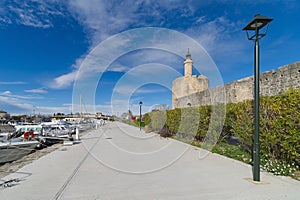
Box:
145 88 300 167
231 88 300 166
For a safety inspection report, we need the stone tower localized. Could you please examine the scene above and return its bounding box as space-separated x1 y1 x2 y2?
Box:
184 48 192 77
172 49 209 108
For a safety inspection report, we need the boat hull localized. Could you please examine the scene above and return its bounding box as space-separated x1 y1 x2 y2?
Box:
0 141 38 164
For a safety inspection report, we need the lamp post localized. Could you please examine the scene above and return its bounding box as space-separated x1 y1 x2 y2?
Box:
243 14 273 182
139 101 143 131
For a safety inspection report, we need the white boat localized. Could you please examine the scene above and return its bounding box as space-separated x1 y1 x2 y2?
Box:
42 124 73 137
39 124 74 145
0 136 38 164
14 124 42 137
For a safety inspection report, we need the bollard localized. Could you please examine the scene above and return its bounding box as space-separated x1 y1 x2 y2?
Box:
75 127 80 140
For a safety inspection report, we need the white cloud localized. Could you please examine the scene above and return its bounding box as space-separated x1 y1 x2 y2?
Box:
52 70 78 89
51 35 132 89
0 91 71 115
135 87 168 94
0 81 26 85
71 103 113 115
67 0 145 44
108 65 130 72
185 16 242 52
24 88 48 94
34 105 71 115
0 0 66 28
0 90 43 100
2 91 12 95
0 91 40 114
0 95 33 111
113 85 137 96
0 90 72 115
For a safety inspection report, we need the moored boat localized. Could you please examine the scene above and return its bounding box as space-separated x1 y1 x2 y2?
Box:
0 135 39 164
14 124 42 138
38 124 74 145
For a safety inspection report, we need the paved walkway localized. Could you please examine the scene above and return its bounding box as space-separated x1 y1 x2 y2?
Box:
0 122 299 200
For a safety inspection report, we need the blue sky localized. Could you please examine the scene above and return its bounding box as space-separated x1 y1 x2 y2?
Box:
0 0 299 116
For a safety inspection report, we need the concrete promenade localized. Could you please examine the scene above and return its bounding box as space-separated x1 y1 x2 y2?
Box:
0 122 299 199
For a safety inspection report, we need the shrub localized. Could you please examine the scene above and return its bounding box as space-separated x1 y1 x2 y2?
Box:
145 88 300 174
166 108 181 135
194 105 211 140
149 110 167 132
143 113 151 126
231 88 300 168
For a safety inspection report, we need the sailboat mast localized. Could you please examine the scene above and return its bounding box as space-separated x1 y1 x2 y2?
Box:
80 95 82 119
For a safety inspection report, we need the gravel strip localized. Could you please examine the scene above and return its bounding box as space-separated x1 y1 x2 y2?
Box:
0 143 62 179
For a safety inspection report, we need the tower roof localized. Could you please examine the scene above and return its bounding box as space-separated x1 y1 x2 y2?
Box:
186 48 191 59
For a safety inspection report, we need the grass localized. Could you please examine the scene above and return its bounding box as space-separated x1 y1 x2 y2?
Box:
122 120 145 128
122 120 137 126
188 139 252 164
173 136 300 180
211 142 253 164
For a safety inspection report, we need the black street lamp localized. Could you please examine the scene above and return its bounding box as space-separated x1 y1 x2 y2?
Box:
243 14 273 182
139 101 143 131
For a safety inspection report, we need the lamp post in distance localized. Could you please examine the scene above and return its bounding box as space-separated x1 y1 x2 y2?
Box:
243 14 273 182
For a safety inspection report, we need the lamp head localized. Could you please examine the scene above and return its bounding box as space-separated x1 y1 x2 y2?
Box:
243 14 273 31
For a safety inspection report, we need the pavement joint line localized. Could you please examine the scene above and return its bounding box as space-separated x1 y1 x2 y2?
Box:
53 125 108 200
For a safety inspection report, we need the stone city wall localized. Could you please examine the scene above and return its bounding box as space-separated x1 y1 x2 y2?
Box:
174 61 300 108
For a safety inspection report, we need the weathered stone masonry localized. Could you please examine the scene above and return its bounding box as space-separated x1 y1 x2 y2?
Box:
172 51 300 108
